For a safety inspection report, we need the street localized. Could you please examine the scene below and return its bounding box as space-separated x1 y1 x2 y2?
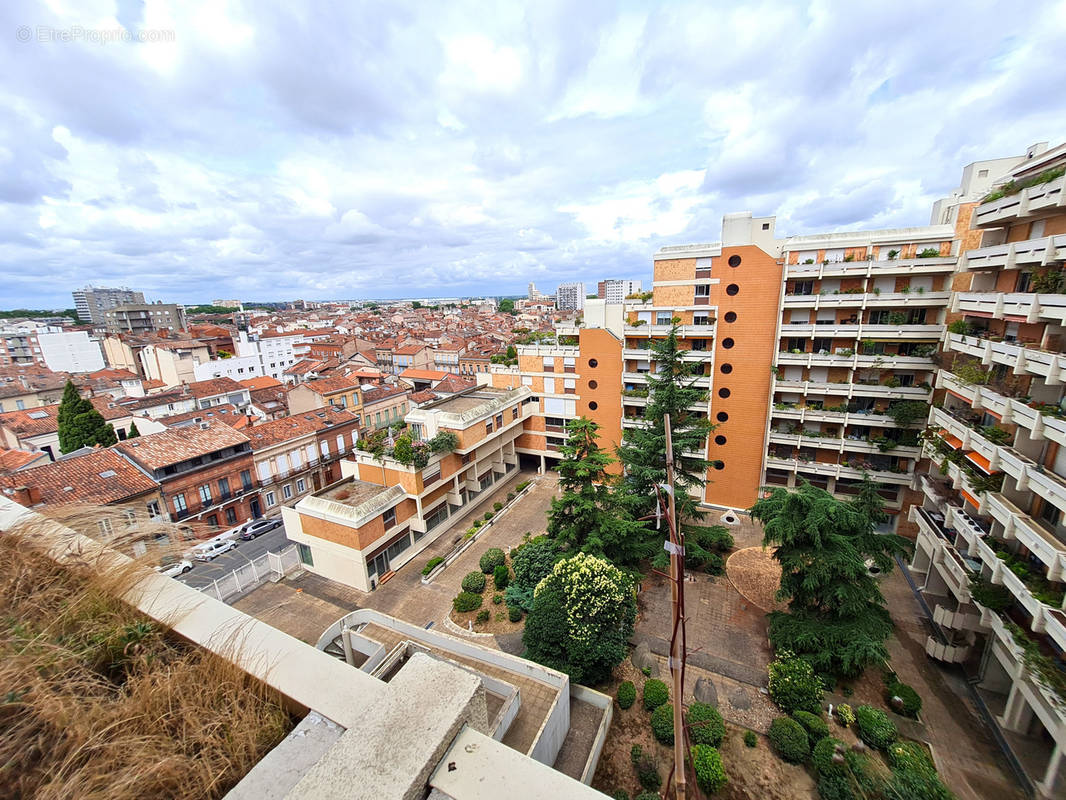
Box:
177 524 293 590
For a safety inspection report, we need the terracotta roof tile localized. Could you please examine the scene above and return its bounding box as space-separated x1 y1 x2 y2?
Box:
0 397 129 438
185 376 246 399
1 448 158 505
247 408 360 450
238 376 283 390
115 420 250 470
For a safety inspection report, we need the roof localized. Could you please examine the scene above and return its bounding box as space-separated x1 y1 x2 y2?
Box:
239 376 282 390
1 448 158 505
393 344 426 355
115 420 250 470
398 368 450 381
299 375 360 396
85 368 140 382
247 408 360 450
408 390 438 405
432 375 476 394
186 376 246 399
0 397 129 438
361 386 407 406
0 448 48 472
157 404 249 429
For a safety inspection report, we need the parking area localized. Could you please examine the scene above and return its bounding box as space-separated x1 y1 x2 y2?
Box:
177 521 291 590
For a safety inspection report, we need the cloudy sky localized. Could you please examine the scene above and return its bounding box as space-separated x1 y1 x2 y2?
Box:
1 0 1064 308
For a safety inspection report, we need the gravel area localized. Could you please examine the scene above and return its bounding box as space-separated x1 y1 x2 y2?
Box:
726 546 786 613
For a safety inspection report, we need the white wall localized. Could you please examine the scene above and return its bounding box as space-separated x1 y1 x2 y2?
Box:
36 331 105 373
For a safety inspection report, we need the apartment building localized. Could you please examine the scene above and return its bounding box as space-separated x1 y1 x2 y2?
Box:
555 282 585 311
361 385 410 430
0 325 105 373
185 376 252 411
907 141 1066 798
597 279 642 303
72 285 145 324
287 374 364 416
0 396 161 461
115 419 261 528
103 302 187 335
0 370 67 413
283 386 529 591
138 339 212 387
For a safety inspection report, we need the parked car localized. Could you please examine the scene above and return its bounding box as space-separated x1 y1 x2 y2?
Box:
155 556 193 577
190 538 237 561
239 517 283 540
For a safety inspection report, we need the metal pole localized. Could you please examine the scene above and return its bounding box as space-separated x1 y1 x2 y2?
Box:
664 414 686 800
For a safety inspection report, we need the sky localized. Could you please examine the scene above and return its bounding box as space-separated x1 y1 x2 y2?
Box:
1 0 1064 309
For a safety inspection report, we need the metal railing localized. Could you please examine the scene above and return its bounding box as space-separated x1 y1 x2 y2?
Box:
197 544 301 602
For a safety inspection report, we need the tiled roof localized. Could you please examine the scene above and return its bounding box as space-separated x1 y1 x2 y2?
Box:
1 448 158 505
299 374 360 395
0 448 48 472
157 404 249 429
399 368 450 381
115 420 250 470
186 376 246 399
432 375 476 394
361 386 407 405
0 397 129 437
85 368 140 382
239 376 283 390
393 344 426 355
247 408 360 450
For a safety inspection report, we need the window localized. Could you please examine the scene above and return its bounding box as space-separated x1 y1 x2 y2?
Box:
198 485 211 505
173 493 187 512
1017 272 1033 293
297 543 314 567
691 339 707 351
812 337 832 354
657 312 673 324
512 406 519 420
225 507 237 525
241 469 254 491
485 420 493 434
296 478 306 492
15 399 24 410
496 413 504 429
282 484 293 499
792 280 814 296
265 491 276 507
1040 501 1061 527
694 285 710 297
786 338 806 353
146 500 160 519
383 507 396 530
693 313 710 326
98 519 113 536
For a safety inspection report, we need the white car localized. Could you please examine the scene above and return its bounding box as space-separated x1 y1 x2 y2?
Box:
191 538 238 561
155 557 193 577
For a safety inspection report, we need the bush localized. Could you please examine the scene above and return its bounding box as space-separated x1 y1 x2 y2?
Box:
630 743 643 765
461 571 486 593
452 592 483 613
703 552 725 575
634 750 660 792
793 710 830 742
855 705 897 750
480 547 506 574
884 681 922 718
421 556 444 576
836 703 855 727
634 794 659 800
508 605 523 622
475 609 490 624
493 501 504 511
690 745 727 794
484 511 494 521
492 593 503 605
643 678 669 710
493 563 509 590
617 681 636 710
817 773 857 800
472 519 483 529
687 702 725 746
507 492 515 501
768 716 810 763
886 741 934 773
511 537 559 590
516 480 531 491
612 792 628 800
768 650 824 714
650 703 674 744
812 737 848 776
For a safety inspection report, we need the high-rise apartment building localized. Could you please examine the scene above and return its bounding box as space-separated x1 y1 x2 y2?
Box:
597 279 642 303
555 282 585 311
103 302 187 335
72 286 145 324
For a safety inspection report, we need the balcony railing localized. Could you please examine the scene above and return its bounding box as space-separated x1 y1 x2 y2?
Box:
961 233 1066 272
973 173 1066 228
779 322 942 339
764 455 913 485
784 256 957 278
782 290 950 308
954 290 1066 326
774 379 932 400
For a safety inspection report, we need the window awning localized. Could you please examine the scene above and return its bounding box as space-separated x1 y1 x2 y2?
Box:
965 451 999 475
961 490 982 510
939 429 963 449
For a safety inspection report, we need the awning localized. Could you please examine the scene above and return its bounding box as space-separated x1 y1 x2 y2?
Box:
961 490 982 510
939 429 963 449
965 451 999 475
947 390 970 403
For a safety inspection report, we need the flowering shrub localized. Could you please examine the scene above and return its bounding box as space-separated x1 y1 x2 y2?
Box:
836 703 855 727
767 650 824 714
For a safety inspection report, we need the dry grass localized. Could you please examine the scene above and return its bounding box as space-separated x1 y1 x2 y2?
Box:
726 546 787 613
0 510 295 800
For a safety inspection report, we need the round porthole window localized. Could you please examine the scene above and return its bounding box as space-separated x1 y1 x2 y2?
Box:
728 255 742 268
724 311 737 323
716 412 728 422
722 338 735 349
714 435 727 445
713 460 725 470
588 358 598 368
726 284 739 296
720 363 733 374
718 388 731 398
588 380 598 389
588 401 598 410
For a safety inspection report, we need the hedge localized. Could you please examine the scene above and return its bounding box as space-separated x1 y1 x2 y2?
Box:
461 571 486 593
690 745 727 794
687 702 725 747
493 563 509 589
884 681 922 718
643 679 669 710
855 705 897 750
515 480 531 491
768 716 810 763
617 681 636 710
651 703 674 744
421 556 444 576
793 710 829 742
480 547 506 574
452 592 483 613
812 737 848 777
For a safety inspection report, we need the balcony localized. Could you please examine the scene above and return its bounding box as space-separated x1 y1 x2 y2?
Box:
954 291 1066 326
961 234 1066 272
776 351 936 370
779 322 943 339
764 455 913 485
774 379 932 401
770 405 899 428
973 173 1066 228
768 431 920 458
623 324 717 338
944 333 1066 383
784 256 957 279
782 290 950 309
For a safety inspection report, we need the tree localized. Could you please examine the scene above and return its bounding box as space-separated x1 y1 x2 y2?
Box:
522 553 636 685
750 481 910 678
546 418 648 564
63 407 117 453
127 420 141 439
412 300 423 309
57 381 95 453
505 536 561 612
498 298 515 314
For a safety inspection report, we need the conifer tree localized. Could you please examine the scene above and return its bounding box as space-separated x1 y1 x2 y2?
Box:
750 480 910 678
127 420 141 439
57 380 94 453
65 408 118 452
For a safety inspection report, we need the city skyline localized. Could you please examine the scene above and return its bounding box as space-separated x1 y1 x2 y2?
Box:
1 1 1064 307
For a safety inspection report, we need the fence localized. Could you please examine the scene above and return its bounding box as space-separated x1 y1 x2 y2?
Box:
199 544 301 602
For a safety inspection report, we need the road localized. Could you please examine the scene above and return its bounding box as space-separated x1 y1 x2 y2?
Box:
177 524 293 590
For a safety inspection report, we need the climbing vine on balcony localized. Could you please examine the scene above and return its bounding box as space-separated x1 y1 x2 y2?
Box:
1004 620 1066 709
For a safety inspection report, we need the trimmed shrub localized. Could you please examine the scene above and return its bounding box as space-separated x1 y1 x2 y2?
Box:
743 730 757 747
643 678 669 710
687 702 725 746
492 593 503 605
812 737 849 777
793 709 830 742
768 716 810 763
690 745 727 794
452 592 483 613
493 563 509 589
508 605 523 622
507 492 515 501
884 681 922 718
472 519 483 529
768 650 824 714
475 609 490 624
421 556 444 576
461 571 486 593
855 705 897 750
650 703 674 745
480 548 506 573
493 501 504 511
635 752 660 792
817 773 857 800
836 703 855 727
617 681 636 710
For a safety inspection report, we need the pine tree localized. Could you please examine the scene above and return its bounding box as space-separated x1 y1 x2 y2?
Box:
750 480 910 679
57 380 95 454
546 417 648 565
127 420 141 439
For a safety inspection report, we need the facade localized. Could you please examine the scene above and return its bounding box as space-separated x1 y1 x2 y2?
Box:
555 282 585 311
185 376 252 411
139 340 211 387
284 386 529 591
73 286 145 325
360 385 410 431
103 303 187 335
35 330 105 373
286 375 364 416
597 279 642 303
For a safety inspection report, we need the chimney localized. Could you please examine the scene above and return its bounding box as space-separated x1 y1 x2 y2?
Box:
3 485 42 506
